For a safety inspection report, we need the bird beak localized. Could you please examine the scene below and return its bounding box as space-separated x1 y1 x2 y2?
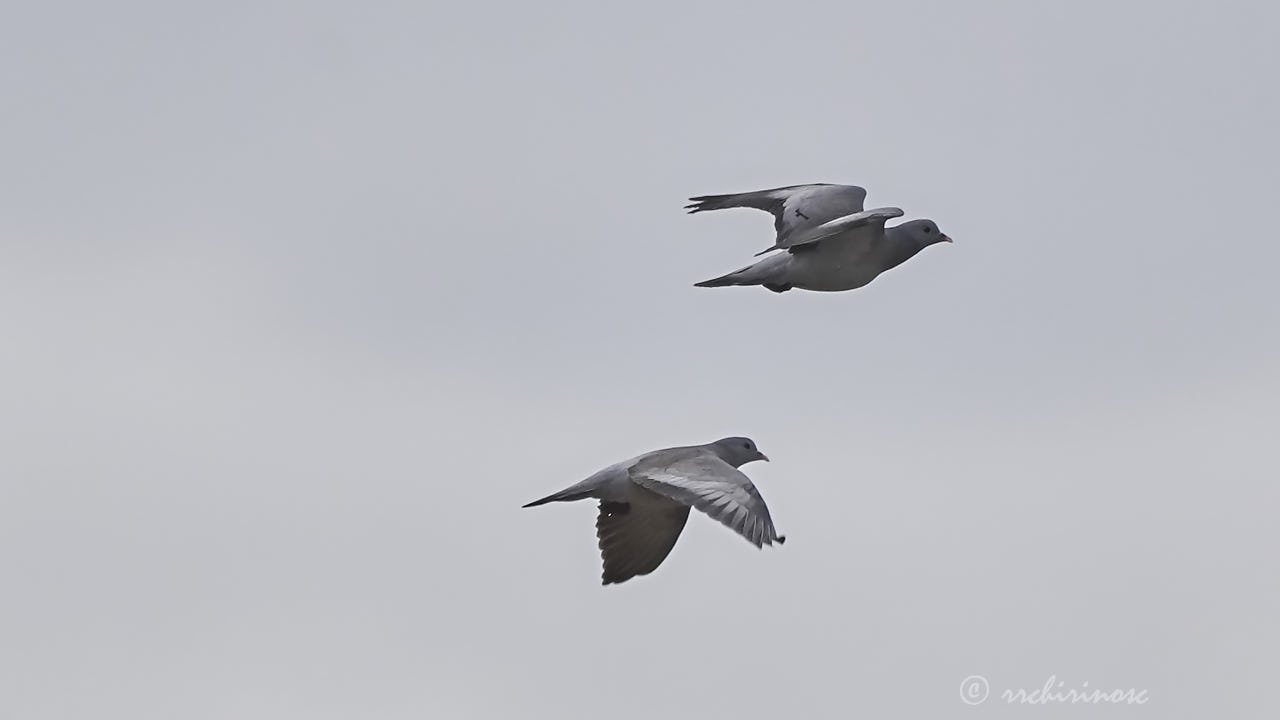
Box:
939 234 953 243
759 453 770 462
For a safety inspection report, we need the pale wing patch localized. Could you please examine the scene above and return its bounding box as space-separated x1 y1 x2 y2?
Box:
783 206 904 250
631 456 784 548
764 187 872 253
686 183 865 250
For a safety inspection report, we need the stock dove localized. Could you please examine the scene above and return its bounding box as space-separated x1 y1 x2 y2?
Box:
692 205 951 293
523 437 784 585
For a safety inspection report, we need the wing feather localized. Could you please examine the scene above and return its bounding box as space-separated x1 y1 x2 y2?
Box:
686 183 867 249
629 454 785 549
763 206 904 254
595 494 691 585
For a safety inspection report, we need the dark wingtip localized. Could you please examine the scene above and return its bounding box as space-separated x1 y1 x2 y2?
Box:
685 196 720 213
776 535 786 545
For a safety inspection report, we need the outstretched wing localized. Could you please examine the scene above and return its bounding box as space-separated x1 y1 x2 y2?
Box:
595 495 691 585
685 183 867 248
629 453 785 548
770 206 904 255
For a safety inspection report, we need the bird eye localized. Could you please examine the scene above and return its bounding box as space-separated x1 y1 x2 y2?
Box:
923 226 932 234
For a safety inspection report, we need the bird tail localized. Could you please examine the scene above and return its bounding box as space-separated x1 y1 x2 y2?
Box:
693 273 740 288
694 262 758 288
694 252 789 288
522 488 591 508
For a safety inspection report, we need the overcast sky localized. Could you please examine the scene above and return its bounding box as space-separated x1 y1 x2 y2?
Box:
2 1 1278 718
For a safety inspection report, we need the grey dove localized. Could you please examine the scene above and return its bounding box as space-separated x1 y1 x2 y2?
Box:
687 186 951 293
523 437 784 585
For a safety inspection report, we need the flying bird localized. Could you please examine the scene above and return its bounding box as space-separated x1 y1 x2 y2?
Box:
690 201 952 293
523 437 784 585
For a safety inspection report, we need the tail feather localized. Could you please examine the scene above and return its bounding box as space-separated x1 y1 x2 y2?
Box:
694 259 760 288
522 489 590 508
693 272 741 288
695 256 783 289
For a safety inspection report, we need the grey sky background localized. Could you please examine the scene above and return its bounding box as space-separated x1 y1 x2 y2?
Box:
2 1 1277 718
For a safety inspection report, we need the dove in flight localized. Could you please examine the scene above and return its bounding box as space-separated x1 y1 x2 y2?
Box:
523 437 784 585
690 201 951 293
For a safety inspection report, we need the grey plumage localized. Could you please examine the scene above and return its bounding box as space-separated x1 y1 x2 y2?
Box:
595 496 689 585
686 183 868 251
693 206 952 293
523 437 784 585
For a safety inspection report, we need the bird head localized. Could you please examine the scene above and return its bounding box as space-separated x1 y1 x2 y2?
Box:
897 219 952 247
711 437 770 467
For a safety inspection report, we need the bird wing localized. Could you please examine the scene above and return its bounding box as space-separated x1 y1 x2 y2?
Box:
685 184 867 248
629 453 784 548
596 494 691 585
771 206 905 255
